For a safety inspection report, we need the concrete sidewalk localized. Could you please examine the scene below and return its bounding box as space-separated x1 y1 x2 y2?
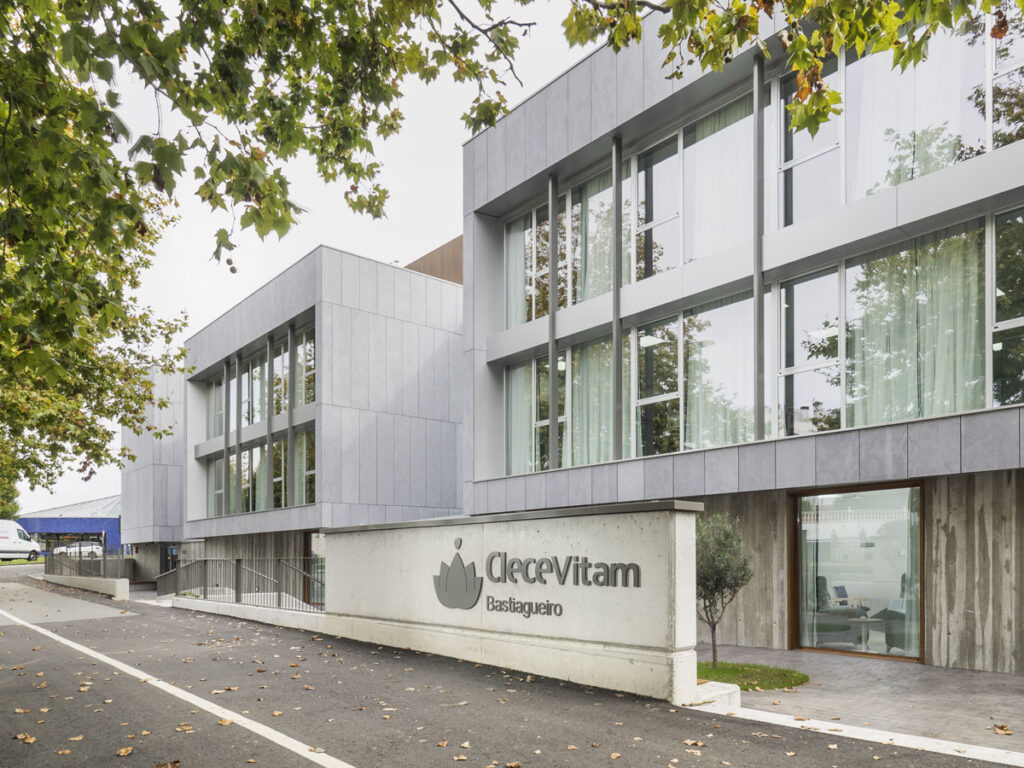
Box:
699 644 1024 753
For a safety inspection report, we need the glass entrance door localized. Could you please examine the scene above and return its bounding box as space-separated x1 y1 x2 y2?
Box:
797 486 921 658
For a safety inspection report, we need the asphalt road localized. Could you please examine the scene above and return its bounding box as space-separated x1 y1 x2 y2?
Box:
0 567 1005 768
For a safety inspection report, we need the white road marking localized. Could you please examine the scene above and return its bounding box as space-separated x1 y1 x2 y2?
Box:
689 703 1024 766
0 605 356 768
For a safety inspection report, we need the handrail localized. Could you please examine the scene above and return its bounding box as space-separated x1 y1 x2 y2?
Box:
241 563 278 585
281 559 324 586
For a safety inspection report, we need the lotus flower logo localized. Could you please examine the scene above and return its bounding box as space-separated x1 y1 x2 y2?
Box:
434 537 483 609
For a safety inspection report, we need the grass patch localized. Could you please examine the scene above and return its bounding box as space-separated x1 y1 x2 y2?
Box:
697 661 808 691
0 557 45 566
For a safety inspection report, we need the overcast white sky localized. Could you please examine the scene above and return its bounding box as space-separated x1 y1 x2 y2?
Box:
17 2 601 513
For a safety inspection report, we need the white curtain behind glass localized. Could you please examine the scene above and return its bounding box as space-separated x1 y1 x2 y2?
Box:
505 362 532 475
505 214 529 327
683 97 753 263
571 337 614 465
575 171 614 302
683 296 754 449
846 222 985 426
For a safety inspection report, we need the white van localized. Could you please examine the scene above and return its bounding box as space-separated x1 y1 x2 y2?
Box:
0 520 41 561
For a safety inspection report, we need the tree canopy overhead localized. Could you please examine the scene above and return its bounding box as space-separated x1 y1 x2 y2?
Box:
2 0 1021 491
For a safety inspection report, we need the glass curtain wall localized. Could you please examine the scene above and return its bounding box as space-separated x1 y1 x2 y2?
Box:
780 59 841 226
572 171 615 303
846 221 986 425
571 336 616 465
505 201 567 328
534 352 567 471
505 361 532 475
798 487 921 658
635 318 680 455
634 139 680 280
295 430 316 505
297 329 315 406
682 95 753 262
683 295 755 449
845 21 986 201
993 207 1024 405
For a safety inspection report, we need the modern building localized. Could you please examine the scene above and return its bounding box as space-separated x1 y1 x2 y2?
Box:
121 244 463 581
462 14 1024 674
17 495 122 554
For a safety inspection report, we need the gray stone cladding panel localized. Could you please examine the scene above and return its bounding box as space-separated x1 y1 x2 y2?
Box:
962 409 1020 472
546 470 570 508
505 106 527 191
524 94 547 180
358 257 378 314
590 46 617 139
376 414 395 505
525 473 546 510
568 466 593 506
486 120 507 202
409 418 427 506
617 460 645 501
705 447 739 495
425 420 444 507
357 410 377 504
908 418 962 478
472 133 488 211
462 135 475 217
859 424 909 482
545 75 569 168
738 441 776 492
473 482 488 518
487 478 507 514
673 452 705 497
615 37 644 125
591 462 618 504
505 475 526 512
642 14 673 110
393 415 411 506
376 264 395 318
643 456 673 499
567 56 593 154
814 430 860 486
775 437 815 489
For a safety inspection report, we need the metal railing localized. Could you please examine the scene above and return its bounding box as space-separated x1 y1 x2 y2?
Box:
156 557 324 613
44 552 136 580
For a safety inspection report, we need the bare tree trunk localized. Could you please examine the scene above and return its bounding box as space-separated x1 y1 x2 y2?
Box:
711 623 718 670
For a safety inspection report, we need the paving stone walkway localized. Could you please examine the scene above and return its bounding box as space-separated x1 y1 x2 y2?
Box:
699 644 1024 753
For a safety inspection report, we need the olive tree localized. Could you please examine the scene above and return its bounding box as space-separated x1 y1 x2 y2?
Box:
696 512 753 669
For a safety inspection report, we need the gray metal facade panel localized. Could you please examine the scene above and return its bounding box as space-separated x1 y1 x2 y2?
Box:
962 409 1021 472
908 418 962 478
545 75 570 167
486 121 507 203
546 469 570 508
567 56 593 154
774 437 815 489
814 431 860 486
568 466 593 506
705 447 739 495
615 36 644 126
738 441 776 492
617 459 645 501
858 424 909 482
643 455 673 498
590 45 617 139
505 106 527 191
590 462 618 504
672 452 705 497
523 94 547 180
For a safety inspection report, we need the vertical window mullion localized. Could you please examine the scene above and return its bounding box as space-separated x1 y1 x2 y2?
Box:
986 213 996 409
838 260 848 430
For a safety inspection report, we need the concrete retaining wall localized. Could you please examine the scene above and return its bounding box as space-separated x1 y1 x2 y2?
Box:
170 597 328 633
44 574 130 601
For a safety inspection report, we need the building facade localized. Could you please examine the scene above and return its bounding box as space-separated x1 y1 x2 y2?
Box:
17 496 122 554
122 245 463 580
463 14 1024 673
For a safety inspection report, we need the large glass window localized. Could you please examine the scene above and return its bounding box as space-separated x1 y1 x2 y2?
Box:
271 438 288 508
238 444 267 513
297 329 315 406
635 318 680 455
272 341 289 415
683 295 755 450
845 23 986 201
634 139 680 280
206 457 224 517
683 95 753 262
994 207 1024 405
780 270 841 435
534 352 567 471
295 430 316 505
506 360 532 475
845 221 985 426
572 171 615 303
571 336 615 465
505 201 567 327
780 59 841 227
798 487 921 658
994 4 1024 149
207 379 224 439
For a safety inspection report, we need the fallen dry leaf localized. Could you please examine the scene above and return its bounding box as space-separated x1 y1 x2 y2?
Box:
995 724 1014 736
68 735 83 742
24 735 37 744
218 719 233 726
436 739 448 747
567 745 578 750
272 711 283 717
14 708 29 714
140 731 151 736
794 716 808 721
39 708 50 714
117 746 133 756
685 749 701 756
610 753 621 759
827 744 838 750
456 701 468 707
247 761 256 764
505 763 521 768
58 749 71 755
785 752 795 757
772 700 781 705
460 741 470 748
453 756 467 762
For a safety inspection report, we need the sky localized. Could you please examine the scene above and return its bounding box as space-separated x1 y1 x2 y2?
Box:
17 1 600 513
